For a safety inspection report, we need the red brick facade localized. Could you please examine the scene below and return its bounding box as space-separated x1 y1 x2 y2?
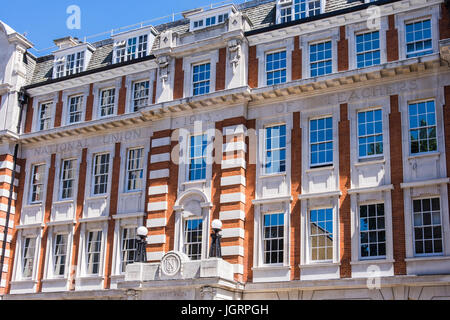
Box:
117 76 127 115
291 112 301 280
337 26 349 72
216 48 227 91
292 37 302 81
36 154 56 292
248 46 258 89
24 97 34 134
104 143 121 289
387 15 399 62
389 95 406 275
54 91 63 128
174 58 184 100
440 4 450 40
85 84 94 121
339 103 351 278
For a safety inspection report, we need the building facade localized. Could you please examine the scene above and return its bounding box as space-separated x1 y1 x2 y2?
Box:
0 0 450 300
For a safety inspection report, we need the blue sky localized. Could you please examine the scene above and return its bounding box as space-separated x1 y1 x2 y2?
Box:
1 0 239 55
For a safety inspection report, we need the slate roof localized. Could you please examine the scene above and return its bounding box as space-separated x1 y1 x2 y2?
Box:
25 0 366 87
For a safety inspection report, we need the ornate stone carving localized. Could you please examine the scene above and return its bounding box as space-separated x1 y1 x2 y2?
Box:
160 251 183 277
228 39 241 72
200 286 217 300
157 55 171 83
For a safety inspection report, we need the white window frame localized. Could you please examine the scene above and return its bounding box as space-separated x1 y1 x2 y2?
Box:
120 227 137 273
29 163 46 204
407 99 438 156
264 123 287 175
21 236 37 280
187 133 208 182
265 50 288 86
301 30 339 79
192 62 211 97
115 35 149 64
67 95 84 125
397 6 439 61
65 51 85 76
38 101 53 131
52 233 69 277
355 30 381 69
99 87 116 118
276 0 324 24
132 80 150 112
59 158 77 201
358 203 387 260
404 18 433 59
357 108 384 160
125 147 145 192
308 207 334 263
412 196 444 257
92 153 110 196
309 115 334 168
309 39 333 77
85 230 103 276
183 217 204 261
183 52 218 98
262 212 286 266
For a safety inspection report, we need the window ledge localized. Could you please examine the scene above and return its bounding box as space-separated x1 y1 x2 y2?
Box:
350 259 395 266
23 203 43 209
52 199 75 205
407 152 440 161
182 180 207 186
120 191 143 197
305 166 334 173
252 265 290 271
354 158 385 167
47 219 76 226
405 256 450 263
85 195 109 201
10 279 38 285
299 262 340 268
76 275 105 281
259 172 287 179
41 277 68 283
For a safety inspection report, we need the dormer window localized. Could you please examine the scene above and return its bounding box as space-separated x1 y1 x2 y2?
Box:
277 0 323 24
115 35 148 63
52 38 94 79
187 5 234 31
112 26 156 65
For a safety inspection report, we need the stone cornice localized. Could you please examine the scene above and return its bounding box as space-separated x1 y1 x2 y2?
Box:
16 53 448 146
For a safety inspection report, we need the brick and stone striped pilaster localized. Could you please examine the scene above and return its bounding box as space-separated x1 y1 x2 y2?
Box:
146 130 173 262
0 155 22 292
219 118 247 281
443 86 450 223
291 113 302 280
386 15 399 62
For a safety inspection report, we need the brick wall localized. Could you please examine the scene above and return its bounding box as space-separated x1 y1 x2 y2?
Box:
117 76 127 115
5 158 25 294
389 95 406 275
174 58 184 100
36 153 56 292
85 84 94 121
337 26 349 72
292 36 302 81
291 112 301 280
69 148 87 290
216 48 227 91
104 143 121 289
54 91 63 128
440 4 450 40
0 155 22 294
146 130 174 262
248 46 258 88
339 104 351 278
24 97 34 133
386 15 399 62
244 119 256 282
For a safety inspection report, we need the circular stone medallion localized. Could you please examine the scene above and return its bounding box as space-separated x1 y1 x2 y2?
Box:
161 252 182 277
